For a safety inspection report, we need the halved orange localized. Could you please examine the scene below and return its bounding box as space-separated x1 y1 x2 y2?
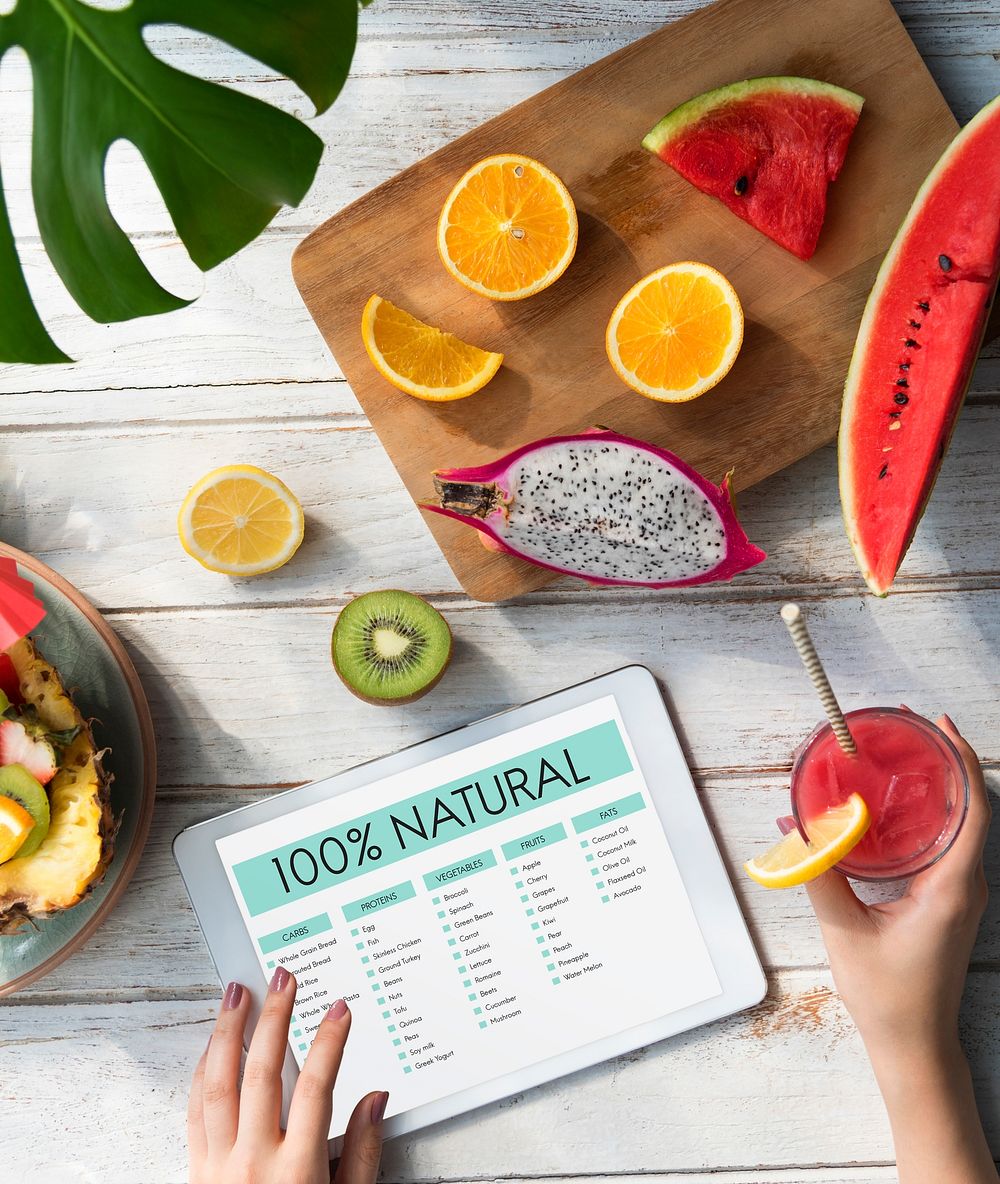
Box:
437 154 578 301
361 296 503 401
605 262 744 402
744 794 871 889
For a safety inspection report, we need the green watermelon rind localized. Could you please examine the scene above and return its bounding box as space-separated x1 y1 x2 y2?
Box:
641 76 864 156
838 92 1000 597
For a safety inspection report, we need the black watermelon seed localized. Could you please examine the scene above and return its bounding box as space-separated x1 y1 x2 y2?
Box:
734 175 748 195
917 300 930 312
909 320 922 329
889 410 902 418
939 254 952 272
904 338 918 348
899 362 911 370
878 464 889 479
895 378 909 387
894 392 909 405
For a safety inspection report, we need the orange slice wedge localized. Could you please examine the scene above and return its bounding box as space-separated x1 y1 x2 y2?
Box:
0 794 35 863
605 262 744 401
744 793 871 889
361 296 503 401
437 154 578 300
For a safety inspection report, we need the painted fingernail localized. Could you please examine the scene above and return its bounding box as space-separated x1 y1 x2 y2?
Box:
223 981 244 1010
370 1091 389 1124
269 966 290 992
324 998 348 1022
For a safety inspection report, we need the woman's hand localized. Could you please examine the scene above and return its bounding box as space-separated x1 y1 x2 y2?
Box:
804 715 997 1184
188 967 388 1184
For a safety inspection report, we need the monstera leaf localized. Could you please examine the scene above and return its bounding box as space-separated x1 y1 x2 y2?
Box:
0 0 364 364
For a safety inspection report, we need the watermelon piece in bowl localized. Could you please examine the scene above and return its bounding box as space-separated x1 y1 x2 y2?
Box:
839 93 1000 596
642 76 863 260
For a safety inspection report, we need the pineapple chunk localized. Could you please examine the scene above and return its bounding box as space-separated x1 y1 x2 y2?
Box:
0 638 114 934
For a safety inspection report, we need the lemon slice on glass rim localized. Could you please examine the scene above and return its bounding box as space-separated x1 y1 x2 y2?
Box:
744 793 871 889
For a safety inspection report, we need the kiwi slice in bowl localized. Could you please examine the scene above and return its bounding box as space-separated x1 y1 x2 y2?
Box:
332 590 453 705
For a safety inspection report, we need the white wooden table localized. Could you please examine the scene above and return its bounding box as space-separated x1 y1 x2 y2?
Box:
1 3 997 1181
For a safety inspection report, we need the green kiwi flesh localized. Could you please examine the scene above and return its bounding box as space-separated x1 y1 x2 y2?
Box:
332 590 452 705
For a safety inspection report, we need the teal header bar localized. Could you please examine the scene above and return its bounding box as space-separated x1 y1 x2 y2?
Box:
502 821 567 862
258 913 332 955
572 792 647 835
423 849 497 891
232 719 631 916
342 881 416 922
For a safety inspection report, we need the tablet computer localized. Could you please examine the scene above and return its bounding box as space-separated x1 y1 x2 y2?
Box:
174 664 765 1150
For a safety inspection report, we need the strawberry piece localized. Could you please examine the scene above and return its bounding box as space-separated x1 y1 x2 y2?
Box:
0 719 56 785
0 655 23 707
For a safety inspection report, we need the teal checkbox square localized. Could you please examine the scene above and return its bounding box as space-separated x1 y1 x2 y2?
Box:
398 1052 407 1061
479 1020 487 1029
298 1043 308 1052
355 942 364 951
590 867 600 877
535 936 545 945
552 977 561 985
463 979 472 988
579 840 588 848
404 1065 412 1074
547 963 556 971
377 997 386 1005
266 960 275 969
382 1011 390 1020
467 993 476 1002
293 1029 302 1038
525 908 535 916
351 928 359 936
519 894 529 903
509 866 518 875
585 853 595 862
442 924 452 932
366 969 376 978
473 1006 482 1015
432 897 440 905
596 881 605 890
437 910 446 919
448 938 457 946
458 965 467 974
452 951 462 961
371 984 380 992
542 949 550 957
361 956 370 964
388 1024 396 1033
393 1037 401 1046
601 895 610 903
515 881 524 889
531 921 540 930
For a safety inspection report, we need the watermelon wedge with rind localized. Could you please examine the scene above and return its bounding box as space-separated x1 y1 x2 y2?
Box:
642 77 863 260
839 93 1000 597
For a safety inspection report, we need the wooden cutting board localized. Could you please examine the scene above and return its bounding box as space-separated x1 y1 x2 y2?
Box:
292 0 958 602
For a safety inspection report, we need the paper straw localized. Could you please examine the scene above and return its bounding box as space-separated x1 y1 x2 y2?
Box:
780 603 856 755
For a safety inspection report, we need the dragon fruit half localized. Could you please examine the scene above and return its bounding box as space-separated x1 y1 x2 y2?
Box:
423 428 766 587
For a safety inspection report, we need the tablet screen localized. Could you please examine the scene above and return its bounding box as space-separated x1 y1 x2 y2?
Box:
216 693 721 1134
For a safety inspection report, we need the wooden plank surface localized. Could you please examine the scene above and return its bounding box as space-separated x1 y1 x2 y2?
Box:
293 0 959 600
0 2 996 1181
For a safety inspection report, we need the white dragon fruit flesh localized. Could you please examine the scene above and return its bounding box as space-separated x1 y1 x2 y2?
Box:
423 428 766 587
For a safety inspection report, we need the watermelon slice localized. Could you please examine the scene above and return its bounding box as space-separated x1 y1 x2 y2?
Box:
839 94 1000 596
642 77 863 259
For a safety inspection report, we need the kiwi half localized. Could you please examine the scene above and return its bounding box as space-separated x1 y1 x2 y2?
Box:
332 590 452 705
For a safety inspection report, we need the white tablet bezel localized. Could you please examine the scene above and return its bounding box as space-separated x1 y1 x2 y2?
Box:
174 664 765 1152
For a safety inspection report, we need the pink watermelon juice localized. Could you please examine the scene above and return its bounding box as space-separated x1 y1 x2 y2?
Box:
791 708 968 880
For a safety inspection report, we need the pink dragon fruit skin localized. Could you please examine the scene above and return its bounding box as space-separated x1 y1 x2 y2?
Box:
422 428 766 588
